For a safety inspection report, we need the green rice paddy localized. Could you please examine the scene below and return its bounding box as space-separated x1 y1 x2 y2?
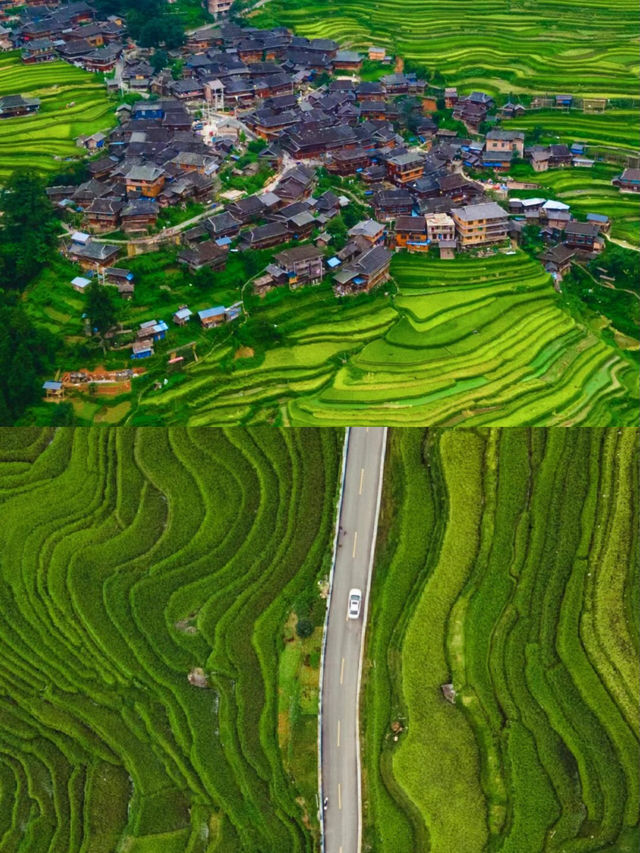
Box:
510 165 640 247
0 426 341 852
364 426 639 853
503 109 640 153
130 251 638 427
0 53 115 179
252 0 639 97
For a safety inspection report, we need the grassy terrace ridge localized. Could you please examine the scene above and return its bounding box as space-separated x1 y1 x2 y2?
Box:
507 165 640 248
127 251 639 427
502 109 640 154
251 0 639 98
0 52 115 178
363 427 640 853
0 426 342 853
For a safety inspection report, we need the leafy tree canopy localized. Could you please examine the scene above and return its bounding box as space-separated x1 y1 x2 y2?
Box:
86 281 120 338
0 171 59 291
0 294 58 425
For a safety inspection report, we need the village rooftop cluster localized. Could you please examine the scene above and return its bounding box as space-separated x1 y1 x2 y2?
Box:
0 3 636 385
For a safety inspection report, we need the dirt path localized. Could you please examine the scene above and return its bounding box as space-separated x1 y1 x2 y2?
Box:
607 235 640 253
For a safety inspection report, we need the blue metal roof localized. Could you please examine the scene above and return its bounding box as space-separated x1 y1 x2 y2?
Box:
199 306 226 320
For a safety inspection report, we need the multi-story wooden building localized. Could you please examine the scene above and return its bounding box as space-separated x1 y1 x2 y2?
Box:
179 240 229 271
451 202 509 247
272 245 325 287
85 197 123 232
394 215 428 251
121 199 158 233
238 221 289 250
327 146 370 175
485 129 524 158
613 168 640 192
333 245 392 295
125 165 165 198
563 221 603 252
21 38 56 63
0 95 40 118
386 151 424 185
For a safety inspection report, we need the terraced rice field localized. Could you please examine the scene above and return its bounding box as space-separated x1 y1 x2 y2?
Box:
131 252 639 427
0 53 114 178
253 0 639 97
364 427 639 853
510 166 640 247
0 426 341 852
503 109 640 153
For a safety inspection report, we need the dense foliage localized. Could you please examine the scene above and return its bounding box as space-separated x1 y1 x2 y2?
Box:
0 171 59 291
0 172 61 424
562 244 640 341
0 297 58 425
96 0 185 47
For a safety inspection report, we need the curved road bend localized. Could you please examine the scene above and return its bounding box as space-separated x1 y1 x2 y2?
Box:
321 427 388 853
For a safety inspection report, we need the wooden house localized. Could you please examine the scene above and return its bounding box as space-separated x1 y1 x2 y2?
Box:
540 245 574 280
121 199 158 233
394 215 428 251
327 146 370 175
238 221 289 250
348 219 386 245
368 46 386 61
386 151 424 185
333 245 391 295
585 213 611 234
564 221 603 253
42 380 64 401
85 197 123 232
178 240 228 271
373 188 413 220
0 95 40 118
333 50 362 71
21 38 56 63
613 168 640 193
198 306 227 328
444 87 458 108
125 164 165 198
272 244 325 287
173 306 193 326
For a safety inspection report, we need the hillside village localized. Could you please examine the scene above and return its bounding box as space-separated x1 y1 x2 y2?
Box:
0 0 637 409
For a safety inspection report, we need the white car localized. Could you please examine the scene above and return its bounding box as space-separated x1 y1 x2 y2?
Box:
348 588 362 619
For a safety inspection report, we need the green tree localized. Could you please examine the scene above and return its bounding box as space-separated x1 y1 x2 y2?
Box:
86 282 119 351
150 48 169 73
0 298 57 424
520 224 544 257
49 402 75 426
0 170 59 290
295 617 314 639
236 316 283 350
342 205 361 229
170 58 184 80
136 16 185 49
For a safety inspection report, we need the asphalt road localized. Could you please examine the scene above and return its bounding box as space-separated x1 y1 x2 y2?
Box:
321 427 388 853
